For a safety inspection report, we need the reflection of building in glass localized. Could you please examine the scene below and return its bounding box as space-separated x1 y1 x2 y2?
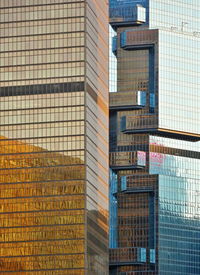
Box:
109 0 200 274
109 25 117 93
0 1 109 274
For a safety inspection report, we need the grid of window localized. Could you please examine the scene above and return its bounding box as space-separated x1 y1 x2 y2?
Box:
109 26 117 93
85 0 109 273
109 1 199 274
0 1 85 87
0 0 109 274
150 135 200 275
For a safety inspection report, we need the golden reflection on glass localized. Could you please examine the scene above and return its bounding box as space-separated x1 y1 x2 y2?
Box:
0 0 109 273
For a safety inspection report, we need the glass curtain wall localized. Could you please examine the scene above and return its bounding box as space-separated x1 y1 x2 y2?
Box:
0 0 109 274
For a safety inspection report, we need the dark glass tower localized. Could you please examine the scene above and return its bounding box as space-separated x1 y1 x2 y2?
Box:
0 0 109 274
109 0 200 274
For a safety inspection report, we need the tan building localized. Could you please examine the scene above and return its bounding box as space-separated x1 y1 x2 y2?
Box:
109 0 200 274
0 0 109 274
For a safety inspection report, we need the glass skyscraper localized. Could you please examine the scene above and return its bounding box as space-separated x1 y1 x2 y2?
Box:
0 0 109 274
109 0 200 274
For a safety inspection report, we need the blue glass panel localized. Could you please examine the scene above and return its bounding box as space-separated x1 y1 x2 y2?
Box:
137 247 146 262
109 169 118 248
138 91 146 106
150 249 155 263
112 36 117 55
120 32 127 48
120 116 126 132
110 0 148 23
120 176 127 191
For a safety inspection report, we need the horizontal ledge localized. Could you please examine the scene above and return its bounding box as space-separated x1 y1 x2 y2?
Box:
110 165 145 171
121 128 157 134
109 261 145 267
110 21 144 30
109 105 144 111
158 128 200 141
122 188 154 194
121 128 200 141
113 188 154 197
122 44 154 50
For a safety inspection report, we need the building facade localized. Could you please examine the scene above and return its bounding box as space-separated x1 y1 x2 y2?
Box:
109 0 200 274
0 0 109 274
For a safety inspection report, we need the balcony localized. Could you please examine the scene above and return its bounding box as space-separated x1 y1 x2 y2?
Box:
109 91 146 111
120 174 158 193
110 151 146 170
110 5 146 29
120 176 154 193
120 114 158 133
109 247 146 266
120 29 158 50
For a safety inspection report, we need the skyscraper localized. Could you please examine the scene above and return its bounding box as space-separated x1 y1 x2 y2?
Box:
109 0 200 274
0 0 109 274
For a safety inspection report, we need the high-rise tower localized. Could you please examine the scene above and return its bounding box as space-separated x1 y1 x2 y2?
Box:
109 0 200 274
0 0 109 274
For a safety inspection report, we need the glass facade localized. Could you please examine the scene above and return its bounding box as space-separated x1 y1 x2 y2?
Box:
150 136 200 274
0 0 109 274
109 0 148 26
109 0 200 274
158 31 199 136
109 25 117 93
